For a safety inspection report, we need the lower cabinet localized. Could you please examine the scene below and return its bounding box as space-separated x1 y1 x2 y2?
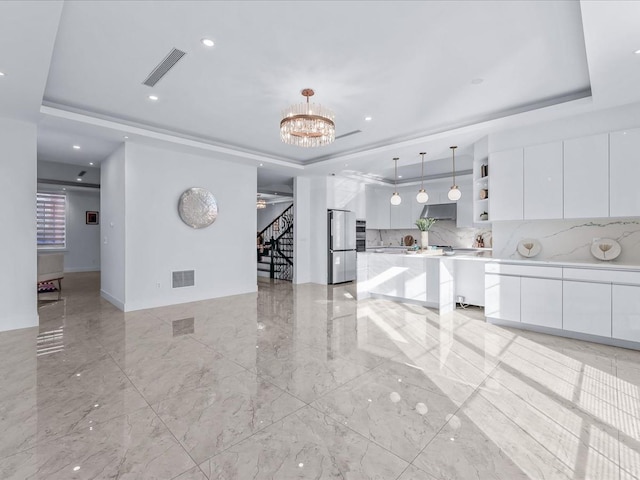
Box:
563 281 612 337
521 277 563 329
612 284 640 343
485 274 520 321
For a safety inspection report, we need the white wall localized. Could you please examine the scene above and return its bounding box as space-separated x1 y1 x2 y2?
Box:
293 177 311 284
257 200 292 232
293 176 328 285
100 144 126 309
0 119 38 332
123 143 256 311
37 185 101 272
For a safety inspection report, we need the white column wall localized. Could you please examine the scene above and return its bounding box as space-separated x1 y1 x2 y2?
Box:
123 143 257 311
0 119 38 332
100 144 127 309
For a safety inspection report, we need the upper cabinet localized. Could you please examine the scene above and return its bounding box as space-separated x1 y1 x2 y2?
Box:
389 186 414 229
489 148 523 221
610 128 640 217
524 142 563 220
564 134 609 219
365 185 391 229
489 129 640 222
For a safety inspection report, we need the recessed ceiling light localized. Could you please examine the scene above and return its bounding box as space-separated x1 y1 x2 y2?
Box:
201 38 215 47
76 178 82 182
274 192 279 195
148 95 159 101
89 162 94 166
62 188 66 191
398 175 403 178
123 135 129 139
0 72 5 77
73 145 81 150
259 163 263 167
471 78 484 85
364 116 372 121
634 49 640 55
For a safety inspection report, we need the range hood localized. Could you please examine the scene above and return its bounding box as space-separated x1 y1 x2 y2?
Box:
420 203 457 221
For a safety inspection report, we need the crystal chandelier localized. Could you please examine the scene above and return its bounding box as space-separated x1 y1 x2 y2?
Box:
280 89 335 148
256 196 266 209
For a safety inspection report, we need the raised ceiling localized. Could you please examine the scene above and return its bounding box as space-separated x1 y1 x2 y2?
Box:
4 1 639 185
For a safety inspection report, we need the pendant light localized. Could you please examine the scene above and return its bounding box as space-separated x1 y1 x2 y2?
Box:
390 157 402 205
416 152 429 204
447 146 462 201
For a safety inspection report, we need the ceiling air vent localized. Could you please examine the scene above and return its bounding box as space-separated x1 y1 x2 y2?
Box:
77 170 86 177
143 48 187 87
172 270 195 288
335 130 362 140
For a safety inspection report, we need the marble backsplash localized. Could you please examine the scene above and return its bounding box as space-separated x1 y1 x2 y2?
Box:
492 218 640 265
367 221 492 248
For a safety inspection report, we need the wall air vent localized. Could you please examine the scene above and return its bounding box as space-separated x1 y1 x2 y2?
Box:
335 130 362 140
172 270 195 288
143 48 186 87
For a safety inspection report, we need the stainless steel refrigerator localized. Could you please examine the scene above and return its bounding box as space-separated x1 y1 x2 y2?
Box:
328 209 356 284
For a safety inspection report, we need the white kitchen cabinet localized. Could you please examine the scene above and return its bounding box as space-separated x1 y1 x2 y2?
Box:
563 134 609 219
390 186 414 229
403 256 427 302
612 284 640 343
455 259 485 306
365 185 391 229
456 180 473 228
563 280 612 337
524 142 563 220
489 148 523 221
485 274 520 321
520 277 562 329
610 128 640 217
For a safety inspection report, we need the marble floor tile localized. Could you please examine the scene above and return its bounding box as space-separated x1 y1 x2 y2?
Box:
2 272 638 479
412 409 534 480
113 335 245 405
198 406 409 479
312 360 469 462
153 369 305 463
255 341 371 403
0 406 196 480
173 466 209 480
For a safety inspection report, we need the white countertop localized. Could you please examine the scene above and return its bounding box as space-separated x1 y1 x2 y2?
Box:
360 251 640 271
485 257 640 272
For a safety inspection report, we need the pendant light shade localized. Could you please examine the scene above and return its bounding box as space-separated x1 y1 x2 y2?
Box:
390 157 402 205
416 152 429 204
448 185 462 201
448 145 461 201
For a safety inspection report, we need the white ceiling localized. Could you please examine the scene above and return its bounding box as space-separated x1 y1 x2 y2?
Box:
2 1 639 186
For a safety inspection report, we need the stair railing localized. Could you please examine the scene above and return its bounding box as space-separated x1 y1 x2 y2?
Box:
257 204 294 280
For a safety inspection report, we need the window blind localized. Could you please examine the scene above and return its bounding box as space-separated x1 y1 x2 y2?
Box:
37 193 66 248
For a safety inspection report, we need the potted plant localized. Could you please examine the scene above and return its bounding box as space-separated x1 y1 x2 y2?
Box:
415 218 436 250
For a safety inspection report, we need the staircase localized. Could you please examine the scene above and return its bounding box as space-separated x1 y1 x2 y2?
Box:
257 205 293 281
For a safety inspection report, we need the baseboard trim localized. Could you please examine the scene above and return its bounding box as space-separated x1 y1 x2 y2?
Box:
100 289 125 311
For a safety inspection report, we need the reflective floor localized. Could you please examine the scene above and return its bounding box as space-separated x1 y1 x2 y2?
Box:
1 272 639 479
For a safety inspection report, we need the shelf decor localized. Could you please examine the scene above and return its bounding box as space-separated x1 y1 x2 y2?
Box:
590 238 621 261
517 238 541 258
415 217 436 250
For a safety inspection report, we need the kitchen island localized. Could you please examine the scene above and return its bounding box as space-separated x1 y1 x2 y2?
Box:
357 251 491 313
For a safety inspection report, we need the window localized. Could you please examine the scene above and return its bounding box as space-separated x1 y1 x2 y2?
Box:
37 192 66 249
